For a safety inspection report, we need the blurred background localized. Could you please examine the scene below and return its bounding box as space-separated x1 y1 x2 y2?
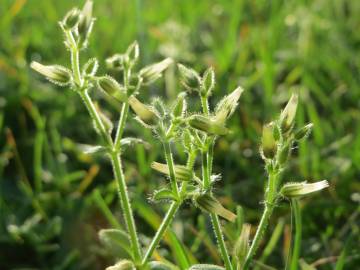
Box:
0 0 359 269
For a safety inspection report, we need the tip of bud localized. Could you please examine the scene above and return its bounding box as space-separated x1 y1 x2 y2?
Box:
280 93 298 133
280 180 329 198
30 61 72 86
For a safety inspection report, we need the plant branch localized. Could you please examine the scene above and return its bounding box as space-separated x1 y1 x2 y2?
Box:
163 141 179 196
290 199 301 270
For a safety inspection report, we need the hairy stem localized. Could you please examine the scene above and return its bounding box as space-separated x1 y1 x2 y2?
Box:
114 102 130 149
78 90 113 146
243 172 278 270
211 213 233 270
163 141 179 196
141 201 181 265
290 199 301 270
111 152 142 263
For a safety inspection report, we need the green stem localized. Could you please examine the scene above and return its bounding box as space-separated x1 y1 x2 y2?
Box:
141 201 181 265
78 90 113 146
163 141 179 196
290 199 301 270
200 95 210 115
243 205 274 270
243 172 278 270
211 213 233 270
111 152 142 263
202 151 210 189
114 102 129 149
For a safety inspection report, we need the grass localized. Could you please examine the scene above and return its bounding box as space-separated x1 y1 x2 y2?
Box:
0 0 359 269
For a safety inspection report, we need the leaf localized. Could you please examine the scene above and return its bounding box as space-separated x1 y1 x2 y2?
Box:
98 229 133 259
188 264 225 270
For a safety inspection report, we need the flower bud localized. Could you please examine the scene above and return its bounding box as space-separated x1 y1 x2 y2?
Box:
178 64 201 91
97 76 127 102
294 123 313 141
280 93 298 133
280 180 329 198
233 224 251 266
106 260 135 270
172 92 187 118
188 115 228 136
106 54 125 70
201 67 215 97
125 41 140 66
139 58 173 85
82 58 98 77
62 8 81 30
30 62 72 86
195 193 237 222
278 143 290 165
151 162 192 181
261 123 277 159
128 96 158 126
77 1 94 48
215 87 244 123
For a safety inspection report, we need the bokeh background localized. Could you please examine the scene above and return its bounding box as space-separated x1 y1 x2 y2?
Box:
0 0 359 269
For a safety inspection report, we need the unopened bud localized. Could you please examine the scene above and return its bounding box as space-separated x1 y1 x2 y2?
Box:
294 123 313 141
139 58 173 85
82 58 98 77
125 41 140 66
128 96 158 126
97 76 127 102
233 224 251 266
30 62 72 86
195 193 237 222
280 93 298 133
178 64 201 91
280 180 329 198
106 260 135 270
188 115 228 136
215 87 244 123
172 92 187 118
62 8 81 30
77 1 94 48
106 54 125 70
261 123 277 159
151 162 192 181
201 67 215 96
182 130 192 151
278 143 290 165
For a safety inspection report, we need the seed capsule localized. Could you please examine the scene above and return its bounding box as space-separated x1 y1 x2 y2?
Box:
178 64 201 91
188 115 228 136
195 193 237 222
30 62 72 86
151 162 192 181
261 123 277 159
128 96 158 126
279 93 298 133
139 58 173 85
294 123 313 141
97 76 127 102
280 180 329 198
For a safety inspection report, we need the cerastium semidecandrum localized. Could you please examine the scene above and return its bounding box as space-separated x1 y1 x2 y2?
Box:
30 2 329 270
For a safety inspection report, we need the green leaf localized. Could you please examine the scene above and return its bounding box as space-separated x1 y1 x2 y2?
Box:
98 229 133 259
